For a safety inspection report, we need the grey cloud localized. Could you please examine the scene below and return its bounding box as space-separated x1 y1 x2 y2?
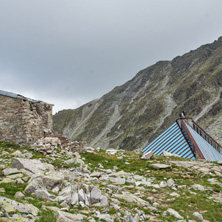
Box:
0 0 222 113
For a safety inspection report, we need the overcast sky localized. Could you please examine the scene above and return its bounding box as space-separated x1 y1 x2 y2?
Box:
0 0 222 113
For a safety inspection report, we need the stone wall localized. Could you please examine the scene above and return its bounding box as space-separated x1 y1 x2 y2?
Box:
0 95 53 145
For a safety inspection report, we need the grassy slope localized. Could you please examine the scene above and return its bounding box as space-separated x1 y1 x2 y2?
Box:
0 141 222 221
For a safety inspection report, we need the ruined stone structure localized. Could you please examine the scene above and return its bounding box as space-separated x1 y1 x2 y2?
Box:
0 90 53 145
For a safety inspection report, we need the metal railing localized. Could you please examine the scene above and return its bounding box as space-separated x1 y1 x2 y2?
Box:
192 121 221 153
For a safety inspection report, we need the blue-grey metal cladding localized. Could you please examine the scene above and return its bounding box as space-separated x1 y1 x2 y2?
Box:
185 122 222 161
142 122 195 159
0 90 18 99
0 90 39 103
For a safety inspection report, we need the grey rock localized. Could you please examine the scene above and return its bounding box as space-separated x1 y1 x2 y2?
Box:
14 191 25 199
10 213 36 222
106 149 118 155
52 186 60 194
59 186 72 198
23 152 33 159
192 184 205 191
2 151 9 155
90 171 104 178
60 200 69 208
124 212 139 222
35 189 56 201
0 188 6 193
0 165 5 170
148 206 159 212
16 178 25 185
165 208 184 220
163 151 180 157
91 187 102 204
113 193 148 207
2 168 19 176
193 212 203 221
7 173 23 179
25 176 44 194
160 181 168 188
42 174 64 190
147 196 155 203
0 196 39 216
106 169 113 174
12 150 23 157
71 192 79 205
25 173 64 195
141 151 153 160
170 192 180 197
53 38 222 151
55 210 85 222
167 178 175 187
78 189 86 203
109 177 126 185
109 170 131 177
100 195 109 207
149 164 171 169
12 158 54 175
64 158 84 166
95 212 113 222
198 167 211 174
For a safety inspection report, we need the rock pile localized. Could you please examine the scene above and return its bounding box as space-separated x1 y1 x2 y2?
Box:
32 137 61 154
0 143 222 221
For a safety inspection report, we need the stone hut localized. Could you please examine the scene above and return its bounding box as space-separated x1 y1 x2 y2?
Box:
0 90 53 145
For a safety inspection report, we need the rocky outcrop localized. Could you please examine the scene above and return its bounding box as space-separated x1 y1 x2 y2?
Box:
0 141 222 221
54 37 222 150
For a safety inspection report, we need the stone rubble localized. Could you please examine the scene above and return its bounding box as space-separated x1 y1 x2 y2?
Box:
0 143 222 221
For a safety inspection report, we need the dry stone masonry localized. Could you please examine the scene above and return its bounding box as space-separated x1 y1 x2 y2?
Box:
0 90 53 145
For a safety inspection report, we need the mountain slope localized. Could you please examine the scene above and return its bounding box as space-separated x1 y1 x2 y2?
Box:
53 37 222 150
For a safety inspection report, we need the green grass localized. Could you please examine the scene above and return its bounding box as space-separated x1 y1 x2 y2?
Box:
52 158 81 168
158 189 222 221
108 207 117 214
1 140 222 221
36 209 57 222
0 182 27 199
0 141 21 149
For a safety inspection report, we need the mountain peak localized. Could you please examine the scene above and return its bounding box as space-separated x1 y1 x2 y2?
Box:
54 37 222 150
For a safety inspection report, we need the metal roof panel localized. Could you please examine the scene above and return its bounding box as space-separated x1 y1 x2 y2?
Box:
143 121 195 159
185 122 222 161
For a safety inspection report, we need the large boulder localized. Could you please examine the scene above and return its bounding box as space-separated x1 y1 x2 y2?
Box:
113 193 148 207
2 168 19 176
56 210 85 222
90 187 102 204
141 151 153 160
149 164 171 170
35 189 56 201
42 174 64 190
25 176 45 194
0 196 39 216
164 208 184 220
11 158 54 175
25 173 64 195
48 207 86 222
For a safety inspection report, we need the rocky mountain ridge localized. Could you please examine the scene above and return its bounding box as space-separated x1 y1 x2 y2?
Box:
53 37 222 150
0 141 222 221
